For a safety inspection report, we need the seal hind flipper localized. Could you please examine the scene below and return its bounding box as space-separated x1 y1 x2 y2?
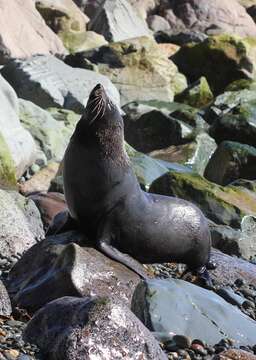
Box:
46 210 77 236
98 240 150 280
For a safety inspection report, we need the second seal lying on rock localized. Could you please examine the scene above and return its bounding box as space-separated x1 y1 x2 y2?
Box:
49 84 212 282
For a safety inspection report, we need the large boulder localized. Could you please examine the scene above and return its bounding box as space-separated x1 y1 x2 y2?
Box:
19 99 76 162
132 278 256 346
1 55 120 113
7 232 141 313
0 190 44 263
204 141 256 186
85 0 151 42
150 171 256 228
35 0 107 52
24 296 167 360
158 0 256 38
172 35 256 94
0 0 66 64
82 36 187 105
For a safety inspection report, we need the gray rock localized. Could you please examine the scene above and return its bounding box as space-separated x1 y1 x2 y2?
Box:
7 232 141 313
0 190 43 262
19 99 75 162
147 15 171 32
86 0 151 42
209 222 242 256
204 141 256 186
239 215 256 261
0 75 36 179
1 55 120 113
0 281 12 316
24 296 167 360
132 278 256 346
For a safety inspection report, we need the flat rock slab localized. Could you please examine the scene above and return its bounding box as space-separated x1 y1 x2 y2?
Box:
24 296 167 360
1 55 120 113
7 232 140 313
132 278 256 346
211 248 256 287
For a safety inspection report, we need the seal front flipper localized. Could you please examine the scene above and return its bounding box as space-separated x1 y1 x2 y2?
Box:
98 240 150 280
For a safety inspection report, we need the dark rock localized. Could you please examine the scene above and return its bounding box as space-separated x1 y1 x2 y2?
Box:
216 287 246 307
24 296 167 360
154 30 208 46
7 232 141 313
204 141 256 186
1 55 120 113
247 5 256 23
209 222 241 256
132 278 256 346
0 281 12 316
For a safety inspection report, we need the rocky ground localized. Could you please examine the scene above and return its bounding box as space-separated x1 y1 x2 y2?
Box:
1 0 256 359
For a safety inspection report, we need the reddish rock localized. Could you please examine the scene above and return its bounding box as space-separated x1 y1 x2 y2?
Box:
213 349 256 360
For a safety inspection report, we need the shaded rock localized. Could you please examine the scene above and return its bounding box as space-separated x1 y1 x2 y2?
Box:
19 100 74 162
209 222 242 256
1 55 120 113
0 0 66 64
28 192 67 230
211 248 256 287
204 141 256 186
247 5 256 22
132 278 256 346
216 287 246 307
147 15 171 32
172 35 256 95
0 190 44 262
150 132 216 176
7 232 141 313
0 281 12 316
175 77 214 108
85 0 151 42
0 75 36 182
83 36 187 105
24 296 167 360
155 29 208 46
213 349 256 360
19 162 59 195
124 109 182 153
158 0 256 38
149 171 256 228
47 107 81 129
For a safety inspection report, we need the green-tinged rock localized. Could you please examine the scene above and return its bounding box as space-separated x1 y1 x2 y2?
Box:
150 171 256 228
83 36 187 105
0 132 17 189
19 99 74 162
204 141 256 185
225 79 256 91
47 107 80 131
150 133 216 176
59 30 107 53
175 77 214 108
172 34 256 94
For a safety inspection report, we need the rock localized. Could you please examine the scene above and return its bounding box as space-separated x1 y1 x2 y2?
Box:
132 278 256 346
0 0 66 64
216 287 246 307
175 77 214 108
209 222 242 256
0 281 12 316
247 5 256 22
24 296 167 360
1 55 120 113
19 162 60 195
211 248 256 287
158 0 256 38
0 190 44 262
147 15 171 32
7 232 141 313
124 109 182 153
157 43 180 57
129 0 159 20
28 192 66 230
149 171 256 228
85 0 151 42
204 141 256 186
155 30 208 46
172 35 256 95
82 36 187 105
239 216 256 261
150 132 217 176
213 349 256 360
0 75 36 183
19 99 74 162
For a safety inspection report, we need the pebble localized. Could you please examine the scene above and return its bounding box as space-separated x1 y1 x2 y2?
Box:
191 343 207 356
173 335 192 349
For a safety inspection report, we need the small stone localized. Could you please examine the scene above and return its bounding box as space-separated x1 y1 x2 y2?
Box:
30 164 40 175
3 349 20 360
192 339 205 347
173 335 192 349
191 343 207 356
243 300 255 310
235 278 245 287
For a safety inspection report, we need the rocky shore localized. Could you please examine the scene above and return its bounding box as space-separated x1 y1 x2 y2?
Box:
0 0 256 359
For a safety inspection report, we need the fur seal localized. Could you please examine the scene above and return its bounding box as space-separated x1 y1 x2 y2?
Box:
49 84 212 282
